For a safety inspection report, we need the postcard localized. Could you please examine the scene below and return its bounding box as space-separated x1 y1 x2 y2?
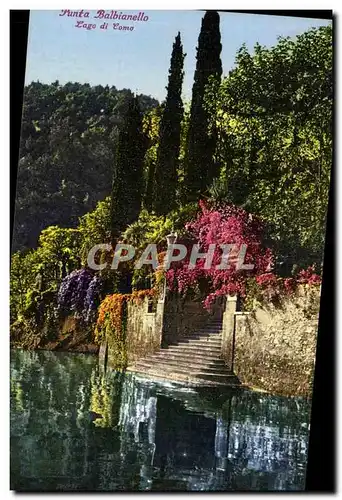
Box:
10 9 333 492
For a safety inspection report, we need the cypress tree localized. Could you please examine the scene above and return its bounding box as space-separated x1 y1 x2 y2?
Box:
184 10 222 200
142 106 161 212
110 95 146 240
154 32 185 216
144 156 156 212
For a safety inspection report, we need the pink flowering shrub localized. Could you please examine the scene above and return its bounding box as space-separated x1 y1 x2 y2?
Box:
255 273 278 288
251 266 321 305
166 200 274 308
296 265 322 285
166 201 322 309
256 266 321 294
283 277 297 294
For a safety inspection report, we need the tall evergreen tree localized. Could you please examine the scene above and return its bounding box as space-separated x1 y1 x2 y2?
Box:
144 158 156 212
110 95 146 240
142 106 162 212
154 32 185 215
184 10 222 200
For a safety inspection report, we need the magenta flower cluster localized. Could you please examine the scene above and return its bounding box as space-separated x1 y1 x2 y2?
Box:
166 200 274 308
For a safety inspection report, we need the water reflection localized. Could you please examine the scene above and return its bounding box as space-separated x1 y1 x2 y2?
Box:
10 350 311 491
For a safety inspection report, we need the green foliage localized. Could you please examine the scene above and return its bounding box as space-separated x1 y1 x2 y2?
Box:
13 82 158 251
208 25 332 270
10 251 41 322
131 268 153 291
101 314 127 371
208 174 231 204
142 106 163 211
95 294 129 370
122 203 198 253
37 226 81 283
78 196 111 262
154 32 185 215
111 96 148 239
24 289 40 315
10 226 81 326
184 10 222 199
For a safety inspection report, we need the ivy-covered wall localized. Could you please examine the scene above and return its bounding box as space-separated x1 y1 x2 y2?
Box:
222 286 321 397
98 294 164 370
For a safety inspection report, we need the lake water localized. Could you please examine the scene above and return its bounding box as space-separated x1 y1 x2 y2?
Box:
10 349 311 491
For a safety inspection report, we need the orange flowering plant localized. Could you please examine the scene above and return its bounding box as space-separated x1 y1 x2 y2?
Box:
94 288 157 369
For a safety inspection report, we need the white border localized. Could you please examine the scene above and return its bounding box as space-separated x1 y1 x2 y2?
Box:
2 3 338 498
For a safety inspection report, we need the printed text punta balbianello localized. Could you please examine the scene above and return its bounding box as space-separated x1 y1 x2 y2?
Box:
59 10 149 22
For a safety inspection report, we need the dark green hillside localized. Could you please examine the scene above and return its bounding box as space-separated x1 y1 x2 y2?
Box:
12 81 158 251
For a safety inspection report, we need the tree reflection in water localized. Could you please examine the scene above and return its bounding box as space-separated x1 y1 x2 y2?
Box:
10 350 311 491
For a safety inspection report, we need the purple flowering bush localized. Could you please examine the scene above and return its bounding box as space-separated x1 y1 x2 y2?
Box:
57 269 103 323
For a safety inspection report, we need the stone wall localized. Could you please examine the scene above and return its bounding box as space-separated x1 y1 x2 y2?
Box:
102 297 165 369
221 286 321 397
125 298 165 362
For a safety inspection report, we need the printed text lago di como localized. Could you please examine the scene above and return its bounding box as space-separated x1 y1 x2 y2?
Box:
59 10 149 32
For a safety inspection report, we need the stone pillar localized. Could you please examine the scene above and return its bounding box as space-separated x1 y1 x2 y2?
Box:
156 299 165 347
221 295 237 372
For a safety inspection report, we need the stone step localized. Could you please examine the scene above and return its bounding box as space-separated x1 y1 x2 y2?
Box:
178 329 222 336
135 356 222 370
180 325 222 333
128 362 237 387
130 361 197 376
173 334 222 343
193 331 222 337
193 328 222 334
173 339 222 348
172 344 222 353
127 368 236 388
134 359 231 375
173 333 222 342
152 349 224 363
132 359 232 376
196 321 222 327
169 337 221 344
164 345 222 355
164 351 223 362
160 353 223 364
127 367 241 387
146 351 227 366
124 317 237 387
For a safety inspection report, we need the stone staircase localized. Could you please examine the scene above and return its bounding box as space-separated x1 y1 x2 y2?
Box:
126 319 240 387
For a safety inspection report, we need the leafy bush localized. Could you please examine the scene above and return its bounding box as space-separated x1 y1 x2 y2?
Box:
78 197 111 262
207 25 332 269
123 203 198 253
